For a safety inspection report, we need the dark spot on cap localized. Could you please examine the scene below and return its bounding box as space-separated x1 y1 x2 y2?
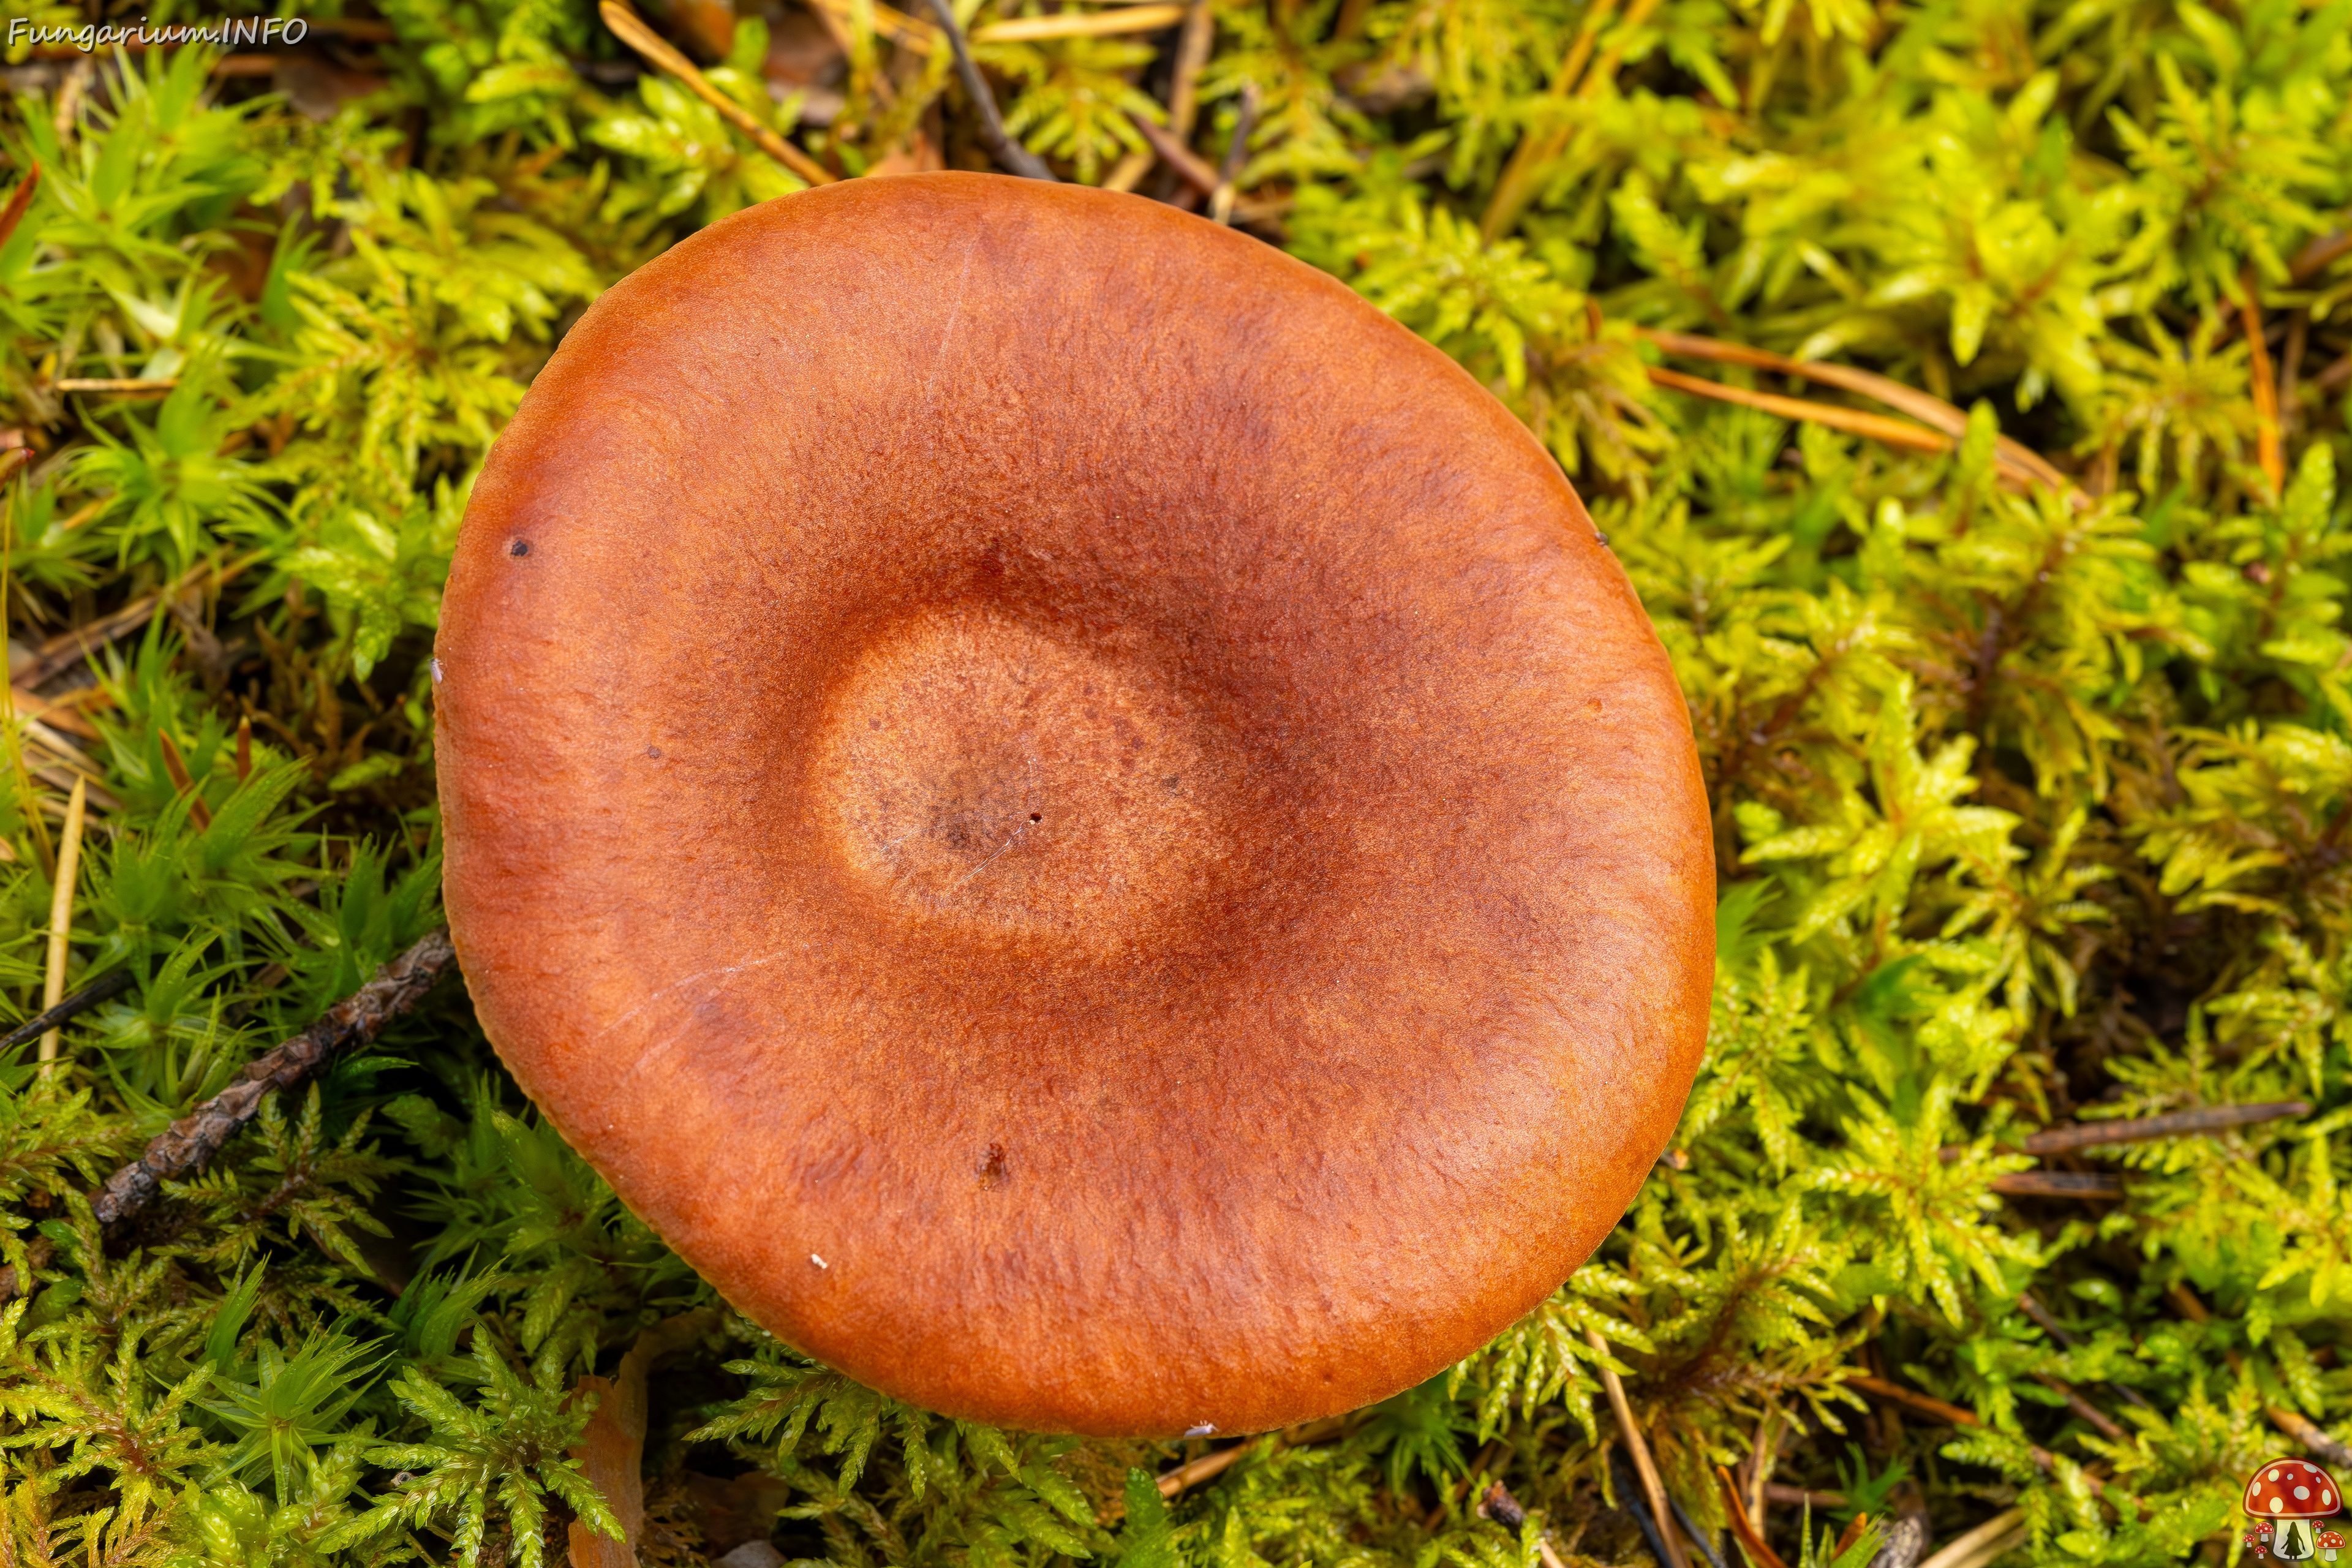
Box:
977 1142 1008 1190
647 745 663 758
511 540 530 557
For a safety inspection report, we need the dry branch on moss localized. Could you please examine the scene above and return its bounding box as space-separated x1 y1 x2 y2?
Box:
90 929 459 1226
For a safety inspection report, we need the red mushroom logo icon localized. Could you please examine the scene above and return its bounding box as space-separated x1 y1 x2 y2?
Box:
2243 1459 2343 1561
2316 1527 2342 1562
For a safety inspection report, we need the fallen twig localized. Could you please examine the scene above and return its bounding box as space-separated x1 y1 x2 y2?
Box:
924 0 1055 180
1 967 134 1055
2169 1284 2352 1467
1761 1483 1845 1509
1937 1102 2310 1191
1989 1172 2125 1199
1875 1513 1930 1568
90 928 459 1226
1128 113 1219 194
1586 1326 1690 1568
2291 230 2352 282
15 552 263 690
2016 1291 2159 1415
2266 1406 2352 1471
1158 1439 1254 1498
598 0 835 187
2016 1100 2309 1153
2038 1376 2125 1442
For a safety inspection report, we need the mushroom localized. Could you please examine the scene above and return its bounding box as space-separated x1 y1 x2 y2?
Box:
2318 1527 2343 1563
434 174 1715 1436
2244 1458 2343 1561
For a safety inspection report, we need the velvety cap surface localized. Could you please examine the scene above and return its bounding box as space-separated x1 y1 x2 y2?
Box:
434 173 1714 1436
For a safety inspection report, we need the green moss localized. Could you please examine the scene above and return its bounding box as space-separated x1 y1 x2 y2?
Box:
1 1 2347 1564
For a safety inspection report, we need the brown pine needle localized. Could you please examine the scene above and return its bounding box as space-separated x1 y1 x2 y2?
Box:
1168 0 1213 140
1647 365 1977 462
1158 1439 1255 1498
50 377 177 395
1642 328 2075 494
1480 0 1621 241
1847 1373 1980 1428
597 0 836 187
1714 1464 1789 1568
39 776 87 1071
975 4 1185 41
1480 0 1662 241
1586 1327 1689 1568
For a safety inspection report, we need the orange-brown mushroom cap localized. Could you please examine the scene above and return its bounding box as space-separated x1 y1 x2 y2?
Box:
434 173 1714 1437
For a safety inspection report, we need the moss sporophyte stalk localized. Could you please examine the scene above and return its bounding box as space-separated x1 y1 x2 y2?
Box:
1 2 2350 1567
